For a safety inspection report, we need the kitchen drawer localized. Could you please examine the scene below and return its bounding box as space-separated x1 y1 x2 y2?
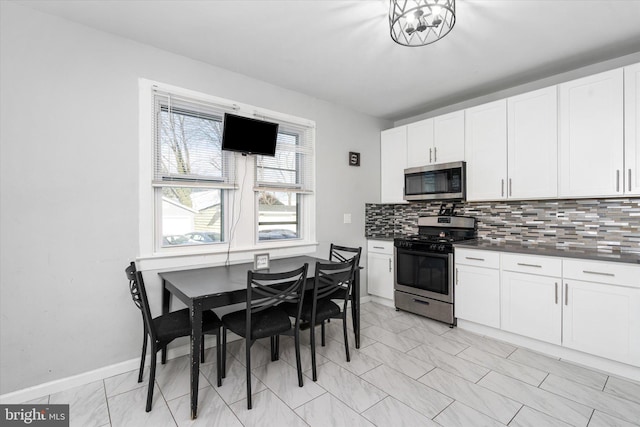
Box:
502 253 562 277
368 239 394 254
563 259 640 288
455 248 500 269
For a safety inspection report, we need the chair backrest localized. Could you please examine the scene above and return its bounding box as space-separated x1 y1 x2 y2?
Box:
125 262 156 340
329 244 362 266
246 264 309 329
313 257 358 310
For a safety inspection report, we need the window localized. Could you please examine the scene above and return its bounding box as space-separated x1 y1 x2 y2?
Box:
153 91 234 248
255 123 314 241
141 80 316 260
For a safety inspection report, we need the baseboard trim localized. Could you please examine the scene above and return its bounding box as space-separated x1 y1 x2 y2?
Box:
457 319 640 382
0 337 239 404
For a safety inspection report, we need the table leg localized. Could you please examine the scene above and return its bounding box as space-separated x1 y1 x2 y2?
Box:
352 269 360 348
190 301 203 420
162 281 171 363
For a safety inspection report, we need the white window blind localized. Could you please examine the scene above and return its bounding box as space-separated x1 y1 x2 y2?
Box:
153 90 235 189
254 121 314 193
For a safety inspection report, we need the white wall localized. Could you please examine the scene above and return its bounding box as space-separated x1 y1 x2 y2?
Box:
0 2 389 395
395 51 640 127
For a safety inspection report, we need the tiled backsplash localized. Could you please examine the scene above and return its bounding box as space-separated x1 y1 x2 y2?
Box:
365 198 640 254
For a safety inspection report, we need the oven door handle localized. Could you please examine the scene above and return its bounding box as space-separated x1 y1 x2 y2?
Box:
395 248 452 260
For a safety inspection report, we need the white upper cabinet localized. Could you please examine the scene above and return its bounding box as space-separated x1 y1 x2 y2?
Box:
507 86 558 199
380 126 408 203
465 100 508 201
433 111 465 164
625 62 640 196
407 118 434 168
559 68 624 198
406 111 464 168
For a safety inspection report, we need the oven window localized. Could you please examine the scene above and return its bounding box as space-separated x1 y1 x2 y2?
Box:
396 250 449 295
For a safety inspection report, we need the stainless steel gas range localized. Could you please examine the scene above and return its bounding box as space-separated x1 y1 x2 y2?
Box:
394 214 476 326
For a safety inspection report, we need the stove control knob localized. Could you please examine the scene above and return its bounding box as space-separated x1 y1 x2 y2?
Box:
438 244 446 252
429 244 437 251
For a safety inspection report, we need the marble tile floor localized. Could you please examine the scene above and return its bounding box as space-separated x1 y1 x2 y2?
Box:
24 302 640 427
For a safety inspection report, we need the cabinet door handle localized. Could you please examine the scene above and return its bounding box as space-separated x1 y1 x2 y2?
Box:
565 283 568 306
509 178 512 197
555 282 558 304
455 268 459 285
617 170 620 192
429 148 433 163
629 169 633 192
388 258 392 272
434 147 437 162
465 257 485 261
583 270 615 277
517 263 542 268
501 179 504 197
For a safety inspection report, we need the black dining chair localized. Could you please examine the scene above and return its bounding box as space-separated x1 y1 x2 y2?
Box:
221 264 309 410
285 258 358 381
125 262 223 412
329 244 362 264
324 244 362 343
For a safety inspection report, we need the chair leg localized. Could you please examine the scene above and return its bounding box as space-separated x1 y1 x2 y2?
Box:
270 336 276 361
321 321 326 347
161 344 168 364
216 331 222 387
294 332 303 387
221 326 227 378
342 315 350 362
246 336 252 410
310 325 317 381
275 335 280 360
138 329 148 383
200 335 206 363
146 349 157 412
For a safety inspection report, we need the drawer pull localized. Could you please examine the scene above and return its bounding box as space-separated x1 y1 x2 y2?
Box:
413 299 430 305
465 257 485 261
583 270 615 277
517 263 542 268
373 246 385 249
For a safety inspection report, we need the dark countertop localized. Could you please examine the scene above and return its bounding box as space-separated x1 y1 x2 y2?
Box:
454 239 640 265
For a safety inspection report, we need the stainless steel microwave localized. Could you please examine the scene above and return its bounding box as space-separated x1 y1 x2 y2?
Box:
404 161 466 201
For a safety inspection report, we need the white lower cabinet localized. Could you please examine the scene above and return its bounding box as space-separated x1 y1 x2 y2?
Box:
562 259 640 366
455 248 640 367
501 271 562 345
367 240 394 300
455 250 501 328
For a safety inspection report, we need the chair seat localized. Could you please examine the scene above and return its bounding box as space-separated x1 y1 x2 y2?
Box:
222 306 292 340
284 298 341 323
154 308 222 343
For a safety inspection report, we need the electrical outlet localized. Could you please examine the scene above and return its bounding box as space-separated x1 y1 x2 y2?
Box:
343 213 352 224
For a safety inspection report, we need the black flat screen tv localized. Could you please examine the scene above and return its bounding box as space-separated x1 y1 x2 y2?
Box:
221 113 279 156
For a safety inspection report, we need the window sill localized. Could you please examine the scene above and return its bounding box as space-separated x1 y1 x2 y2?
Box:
137 241 319 271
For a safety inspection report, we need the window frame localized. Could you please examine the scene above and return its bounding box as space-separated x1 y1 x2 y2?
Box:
138 79 317 266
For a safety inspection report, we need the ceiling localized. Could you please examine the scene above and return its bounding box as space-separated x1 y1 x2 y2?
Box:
16 0 640 121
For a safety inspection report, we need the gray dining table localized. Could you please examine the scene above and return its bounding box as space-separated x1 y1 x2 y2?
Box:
159 255 361 419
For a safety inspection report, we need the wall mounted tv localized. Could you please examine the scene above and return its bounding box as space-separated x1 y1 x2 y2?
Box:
221 113 279 156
